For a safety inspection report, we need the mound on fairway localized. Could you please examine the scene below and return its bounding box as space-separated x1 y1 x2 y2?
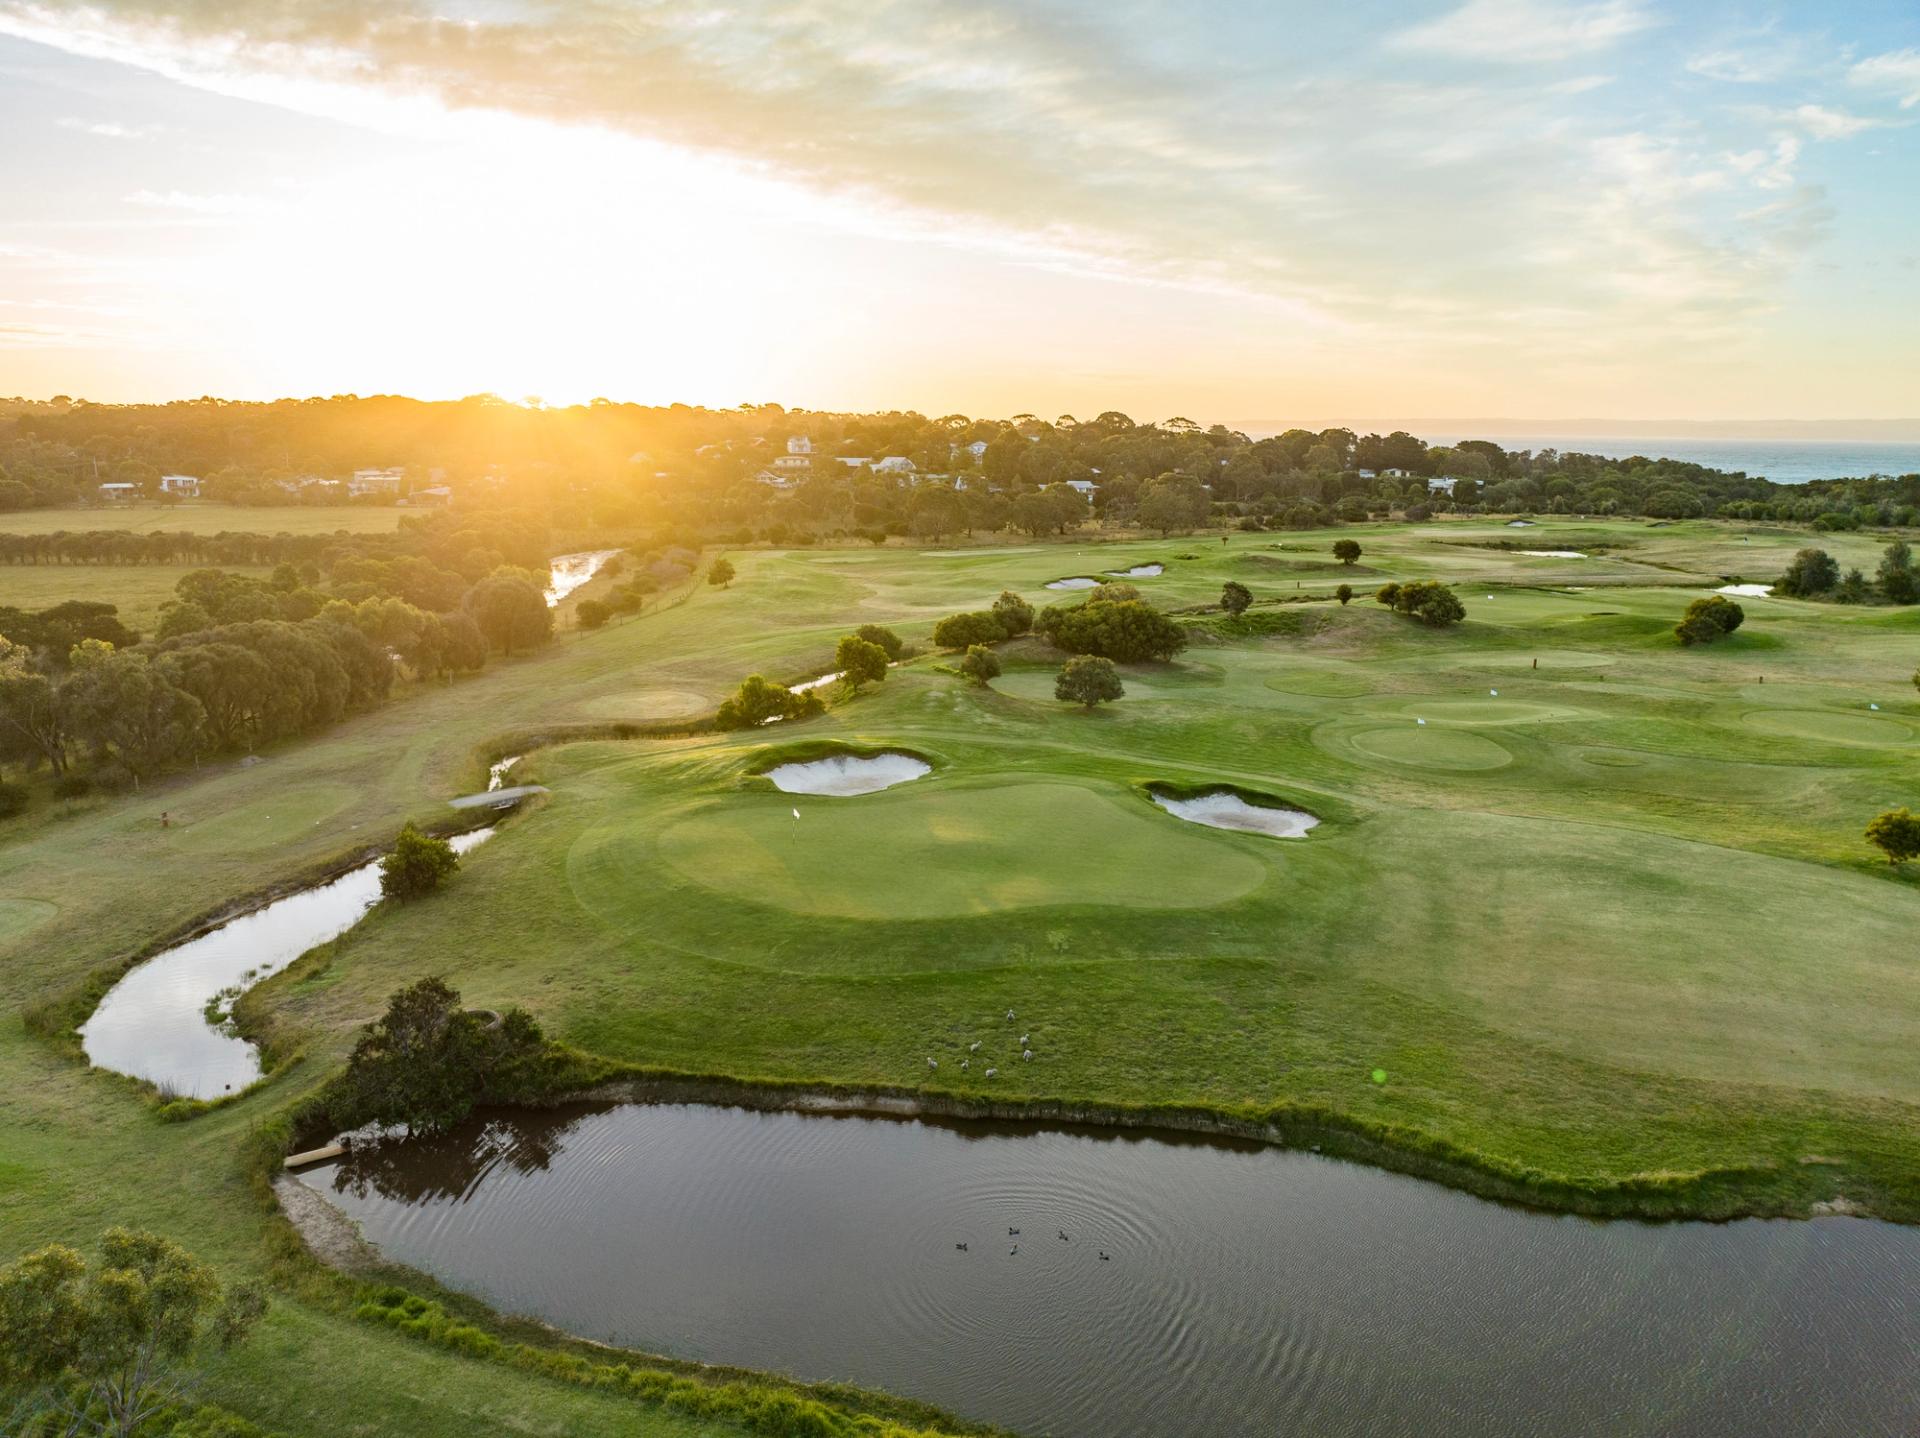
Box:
1741 709 1915 748
649 781 1269 919
1347 727 1514 770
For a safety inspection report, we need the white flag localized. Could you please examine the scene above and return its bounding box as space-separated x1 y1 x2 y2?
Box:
792 808 801 819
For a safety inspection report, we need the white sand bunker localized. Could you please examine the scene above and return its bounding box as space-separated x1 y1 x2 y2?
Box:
767 753 930 796
1520 550 1586 558
1046 576 1100 590
1717 583 1772 597
1106 563 1164 577
1151 789 1318 839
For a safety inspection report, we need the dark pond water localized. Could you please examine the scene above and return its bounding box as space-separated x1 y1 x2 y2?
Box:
299 1101 1920 1437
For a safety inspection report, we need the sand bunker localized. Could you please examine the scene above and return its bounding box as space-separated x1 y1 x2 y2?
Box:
766 752 930 796
1151 789 1317 839
1520 550 1586 559
1045 576 1100 590
1717 583 1773 597
1106 564 1164 577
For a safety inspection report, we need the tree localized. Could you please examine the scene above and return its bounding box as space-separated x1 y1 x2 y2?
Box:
990 590 1034 636
58 650 205 781
708 556 736 588
575 598 611 629
853 623 905 660
959 644 1002 684
931 611 1006 650
833 634 889 692
462 572 552 655
1865 807 1920 865
1777 548 1838 597
380 821 458 901
1332 539 1362 566
1336 583 1354 606
1136 474 1210 534
0 1227 264 1438
1877 541 1917 605
331 977 544 1135
1220 581 1252 618
1055 654 1124 709
1375 580 1463 626
1836 568 1870 604
714 674 824 729
0 639 68 775
1674 595 1745 646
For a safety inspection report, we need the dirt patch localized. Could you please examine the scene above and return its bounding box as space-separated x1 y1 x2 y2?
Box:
274 1172 382 1274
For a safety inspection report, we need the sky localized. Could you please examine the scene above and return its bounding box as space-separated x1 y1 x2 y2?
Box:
1 1 1917 427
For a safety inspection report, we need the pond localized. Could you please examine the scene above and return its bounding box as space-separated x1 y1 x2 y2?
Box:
296 1101 1920 1438
764 752 930 796
1150 788 1317 838
80 829 494 1099
545 550 623 607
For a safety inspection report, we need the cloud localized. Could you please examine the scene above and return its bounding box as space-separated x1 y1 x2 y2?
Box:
0 0 1831 359
1782 104 1881 141
1727 136 1800 190
1388 0 1655 64
123 188 264 215
1849 47 1920 109
56 116 149 138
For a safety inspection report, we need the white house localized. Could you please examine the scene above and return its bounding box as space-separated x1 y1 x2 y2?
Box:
97 481 137 501
405 485 453 507
1427 476 1458 495
754 470 796 490
874 456 916 475
786 436 813 455
1382 467 1412 478
1064 479 1097 497
771 453 811 474
158 474 201 497
834 456 874 470
349 468 405 497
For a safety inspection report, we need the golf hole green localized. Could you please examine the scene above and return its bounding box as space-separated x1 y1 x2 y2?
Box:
1401 699 1573 725
1349 727 1513 771
641 782 1269 920
1741 709 1914 747
1263 670 1373 698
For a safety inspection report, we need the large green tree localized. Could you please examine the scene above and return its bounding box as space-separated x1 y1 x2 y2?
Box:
331 977 545 1135
834 634 890 692
462 572 552 655
1055 654 1125 709
58 649 205 781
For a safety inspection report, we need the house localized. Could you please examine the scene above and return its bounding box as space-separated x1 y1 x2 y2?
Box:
771 453 812 474
405 485 453 507
1427 476 1458 495
276 475 338 495
97 481 138 501
349 467 405 498
754 470 796 490
1382 467 1411 478
1064 479 1097 497
873 456 916 475
786 436 813 455
158 474 201 497
834 456 874 470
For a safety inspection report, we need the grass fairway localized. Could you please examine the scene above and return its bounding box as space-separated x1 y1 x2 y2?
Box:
2 516 1919 1435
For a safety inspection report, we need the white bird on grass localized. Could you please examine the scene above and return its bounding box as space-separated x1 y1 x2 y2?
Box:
1018 1033 1029 1046
927 1057 937 1070
985 1068 997 1078
961 1059 969 1070
969 1041 981 1052
1006 1009 1016 1021
1023 1049 1033 1061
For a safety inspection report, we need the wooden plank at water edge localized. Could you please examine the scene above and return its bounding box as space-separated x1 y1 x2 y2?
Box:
284 1143 346 1169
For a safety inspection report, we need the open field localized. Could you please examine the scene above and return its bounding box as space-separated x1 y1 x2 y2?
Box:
0 501 407 535
0 562 276 632
2 516 1918 1435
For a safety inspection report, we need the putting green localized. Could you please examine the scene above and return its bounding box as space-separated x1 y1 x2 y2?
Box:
575 688 711 721
163 784 358 852
1741 709 1915 747
1348 727 1513 770
634 781 1271 920
1393 698 1577 726
0 898 55 942
1264 669 1374 698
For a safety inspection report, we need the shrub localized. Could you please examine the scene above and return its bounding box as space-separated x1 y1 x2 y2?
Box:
575 599 611 630
931 611 1006 650
52 773 93 799
1055 655 1124 708
958 645 1002 684
379 822 458 901
990 590 1034 636
1220 581 1252 618
1376 580 1464 626
852 623 905 660
1674 595 1744 645
1866 807 1920 865
1336 583 1353 606
708 556 736 588
0 780 27 819
1037 599 1187 661
714 675 824 729
1777 547 1838 597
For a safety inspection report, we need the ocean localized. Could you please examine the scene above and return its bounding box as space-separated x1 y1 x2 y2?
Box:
1417 436 1920 485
